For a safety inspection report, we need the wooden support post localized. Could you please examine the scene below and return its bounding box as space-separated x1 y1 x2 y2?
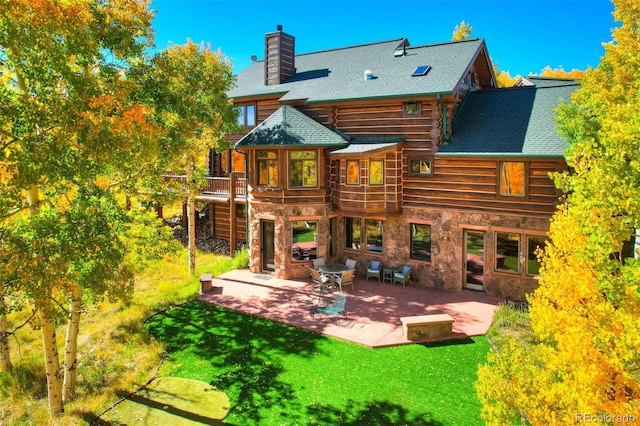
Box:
182 201 188 228
209 201 214 234
229 173 237 256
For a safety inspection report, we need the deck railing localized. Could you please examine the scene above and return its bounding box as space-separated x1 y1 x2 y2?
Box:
162 173 246 198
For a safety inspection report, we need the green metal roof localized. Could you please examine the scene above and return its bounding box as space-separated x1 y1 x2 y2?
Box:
440 83 579 157
235 105 348 148
229 38 488 103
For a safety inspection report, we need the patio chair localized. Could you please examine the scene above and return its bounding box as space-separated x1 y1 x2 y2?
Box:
366 260 382 282
310 267 330 292
310 292 347 324
344 258 357 271
393 265 412 287
312 257 326 269
335 269 354 292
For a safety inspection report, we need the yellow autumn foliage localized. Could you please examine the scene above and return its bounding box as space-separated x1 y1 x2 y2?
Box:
477 0 640 423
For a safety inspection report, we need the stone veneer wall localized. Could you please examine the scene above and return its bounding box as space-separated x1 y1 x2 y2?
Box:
247 200 550 301
248 201 332 281
388 207 549 300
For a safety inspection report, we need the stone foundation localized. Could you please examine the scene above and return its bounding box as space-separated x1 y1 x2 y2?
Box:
247 201 549 301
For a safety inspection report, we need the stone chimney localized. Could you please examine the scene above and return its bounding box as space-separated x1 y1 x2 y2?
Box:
264 24 295 86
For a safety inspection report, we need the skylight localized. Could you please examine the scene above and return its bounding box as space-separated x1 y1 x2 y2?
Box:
411 65 432 77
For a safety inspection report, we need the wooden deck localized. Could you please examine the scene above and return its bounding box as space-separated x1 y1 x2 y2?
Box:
162 174 246 201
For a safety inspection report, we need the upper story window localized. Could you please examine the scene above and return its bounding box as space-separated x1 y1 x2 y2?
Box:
346 160 360 185
410 159 432 175
220 149 245 175
257 150 278 187
237 103 256 128
369 159 384 185
499 161 526 197
404 102 420 116
289 150 317 188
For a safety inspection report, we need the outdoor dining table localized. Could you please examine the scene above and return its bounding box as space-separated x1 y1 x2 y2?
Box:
318 263 351 289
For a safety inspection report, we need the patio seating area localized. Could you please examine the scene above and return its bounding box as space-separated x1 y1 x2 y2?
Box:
198 269 501 348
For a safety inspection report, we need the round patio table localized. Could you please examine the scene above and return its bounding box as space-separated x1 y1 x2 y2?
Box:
318 264 351 289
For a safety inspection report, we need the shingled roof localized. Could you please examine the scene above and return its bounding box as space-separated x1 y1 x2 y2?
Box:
229 38 492 103
235 105 348 148
440 82 579 157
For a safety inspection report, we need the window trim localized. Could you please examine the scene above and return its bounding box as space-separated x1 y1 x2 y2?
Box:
498 161 527 198
410 222 432 262
237 103 256 128
404 101 421 116
256 150 279 188
365 219 383 254
344 217 361 251
526 235 546 276
346 159 360 185
288 149 318 189
495 232 521 274
291 220 318 262
369 159 384 186
409 158 433 176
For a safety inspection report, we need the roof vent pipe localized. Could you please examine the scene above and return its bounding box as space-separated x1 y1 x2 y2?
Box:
364 69 373 81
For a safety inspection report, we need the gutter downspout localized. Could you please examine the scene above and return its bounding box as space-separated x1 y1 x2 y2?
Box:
436 94 450 143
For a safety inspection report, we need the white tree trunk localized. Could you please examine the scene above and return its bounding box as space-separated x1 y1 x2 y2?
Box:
186 158 196 280
0 294 12 372
41 301 64 418
63 283 82 402
27 184 64 416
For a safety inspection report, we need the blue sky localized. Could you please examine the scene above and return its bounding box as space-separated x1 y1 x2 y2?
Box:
150 0 616 78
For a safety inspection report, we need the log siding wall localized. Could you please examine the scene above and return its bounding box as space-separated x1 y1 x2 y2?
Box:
404 157 564 218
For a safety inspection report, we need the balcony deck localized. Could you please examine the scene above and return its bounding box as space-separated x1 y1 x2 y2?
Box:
162 174 246 202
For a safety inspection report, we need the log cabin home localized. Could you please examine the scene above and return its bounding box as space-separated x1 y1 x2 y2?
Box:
205 25 578 301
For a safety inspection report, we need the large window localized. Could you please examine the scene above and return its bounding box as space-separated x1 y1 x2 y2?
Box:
499 162 525 197
346 160 360 185
257 150 278 187
496 232 520 273
369 159 384 185
527 235 546 276
345 217 361 250
365 219 383 253
237 103 256 127
292 221 317 261
411 224 431 261
289 150 317 188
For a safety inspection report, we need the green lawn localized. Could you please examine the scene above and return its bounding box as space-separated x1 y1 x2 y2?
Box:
146 301 489 425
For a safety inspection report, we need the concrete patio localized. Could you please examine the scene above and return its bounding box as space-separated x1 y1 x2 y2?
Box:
198 268 502 348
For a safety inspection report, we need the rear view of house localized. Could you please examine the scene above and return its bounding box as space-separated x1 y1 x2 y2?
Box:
208 25 577 301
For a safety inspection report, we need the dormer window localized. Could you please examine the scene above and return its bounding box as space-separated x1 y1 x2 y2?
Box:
237 103 256 127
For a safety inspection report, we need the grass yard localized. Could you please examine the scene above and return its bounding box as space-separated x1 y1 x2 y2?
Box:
146 301 489 425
